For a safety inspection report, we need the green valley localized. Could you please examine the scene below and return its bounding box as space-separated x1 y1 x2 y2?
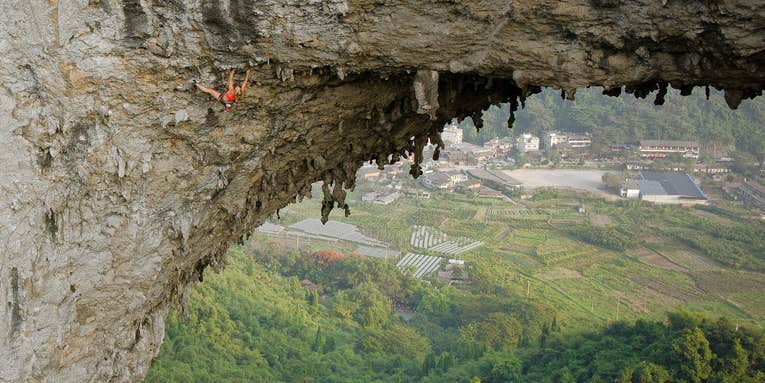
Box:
146 181 765 382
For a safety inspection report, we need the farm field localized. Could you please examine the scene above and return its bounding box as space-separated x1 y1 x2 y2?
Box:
268 182 765 329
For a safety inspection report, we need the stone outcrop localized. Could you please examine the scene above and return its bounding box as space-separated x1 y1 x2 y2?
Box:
1 0 763 382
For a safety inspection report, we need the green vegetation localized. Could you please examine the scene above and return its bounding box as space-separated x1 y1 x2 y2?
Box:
145 246 554 382
664 213 765 272
602 172 623 190
568 225 640 252
146 179 765 382
146 242 765 382
422 311 765 383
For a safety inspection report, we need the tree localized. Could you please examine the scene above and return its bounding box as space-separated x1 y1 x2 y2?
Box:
416 288 451 318
516 154 528 168
602 172 623 189
309 250 344 267
670 327 714 383
474 313 522 350
559 368 576 383
685 159 697 173
344 283 391 328
700 154 715 165
618 368 634 383
437 352 456 371
422 353 436 375
632 362 671 383
322 336 336 354
539 323 550 348
548 148 562 166
720 339 748 379
667 310 703 331
733 151 759 168
486 355 521 383
312 326 323 352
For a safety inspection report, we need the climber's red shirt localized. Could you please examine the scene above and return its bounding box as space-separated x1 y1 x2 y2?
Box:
219 90 237 112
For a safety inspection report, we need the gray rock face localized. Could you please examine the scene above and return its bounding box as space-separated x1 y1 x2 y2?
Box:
0 0 763 382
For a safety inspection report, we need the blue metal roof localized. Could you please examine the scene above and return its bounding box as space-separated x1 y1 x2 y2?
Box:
638 180 667 195
638 171 707 199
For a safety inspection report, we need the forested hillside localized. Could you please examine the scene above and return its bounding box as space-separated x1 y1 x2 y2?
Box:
146 245 765 383
463 88 765 160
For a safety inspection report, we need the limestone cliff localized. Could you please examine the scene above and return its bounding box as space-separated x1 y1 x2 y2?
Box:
0 0 763 382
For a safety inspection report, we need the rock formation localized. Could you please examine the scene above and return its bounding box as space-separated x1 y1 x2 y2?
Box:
1 0 763 381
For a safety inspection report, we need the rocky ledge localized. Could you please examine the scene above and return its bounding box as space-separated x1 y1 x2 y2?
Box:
1 0 763 382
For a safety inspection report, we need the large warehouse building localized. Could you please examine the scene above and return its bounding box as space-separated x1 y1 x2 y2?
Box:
637 171 708 205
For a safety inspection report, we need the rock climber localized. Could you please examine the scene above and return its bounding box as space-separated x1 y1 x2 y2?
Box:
195 69 250 112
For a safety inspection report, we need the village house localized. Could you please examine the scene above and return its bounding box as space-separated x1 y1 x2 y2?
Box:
455 179 481 190
639 140 700 159
626 161 652 170
567 133 593 148
440 150 469 167
516 133 540 153
445 170 468 184
357 166 382 182
484 137 515 156
544 132 592 150
441 122 464 144
693 164 730 174
373 192 403 205
467 168 521 195
421 171 453 189
475 186 504 199
620 180 640 199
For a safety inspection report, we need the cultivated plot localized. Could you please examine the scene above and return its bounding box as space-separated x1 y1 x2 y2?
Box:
410 225 482 255
396 253 444 278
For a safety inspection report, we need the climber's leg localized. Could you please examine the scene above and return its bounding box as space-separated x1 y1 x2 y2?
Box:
196 83 221 100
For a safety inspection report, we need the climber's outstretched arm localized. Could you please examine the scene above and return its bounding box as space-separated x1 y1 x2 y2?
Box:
228 69 235 93
240 69 251 96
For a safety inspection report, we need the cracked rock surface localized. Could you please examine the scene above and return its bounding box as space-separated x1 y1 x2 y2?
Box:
1 0 763 382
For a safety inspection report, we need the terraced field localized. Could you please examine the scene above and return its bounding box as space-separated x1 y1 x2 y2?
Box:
269 182 765 329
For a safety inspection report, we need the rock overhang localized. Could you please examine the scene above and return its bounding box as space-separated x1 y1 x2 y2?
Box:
0 0 763 382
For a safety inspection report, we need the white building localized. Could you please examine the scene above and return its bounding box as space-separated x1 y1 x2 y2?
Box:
445 170 468 184
421 172 452 189
544 132 567 149
374 192 402 205
567 133 593 148
362 191 403 205
620 180 640 199
362 192 379 202
639 140 700 159
442 122 464 144
544 132 592 149
516 133 540 153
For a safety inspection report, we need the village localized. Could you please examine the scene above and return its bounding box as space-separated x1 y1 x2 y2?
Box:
248 123 765 285
353 122 765 212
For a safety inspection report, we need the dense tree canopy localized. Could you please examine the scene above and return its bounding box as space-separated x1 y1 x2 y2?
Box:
146 245 765 383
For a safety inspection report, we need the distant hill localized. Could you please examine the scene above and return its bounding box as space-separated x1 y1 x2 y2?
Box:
462 88 765 160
